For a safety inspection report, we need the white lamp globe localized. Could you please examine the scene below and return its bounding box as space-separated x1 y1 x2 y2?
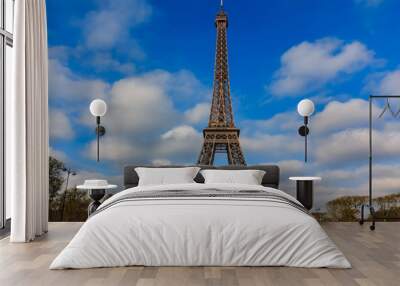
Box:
90 99 107 117
297 99 315 117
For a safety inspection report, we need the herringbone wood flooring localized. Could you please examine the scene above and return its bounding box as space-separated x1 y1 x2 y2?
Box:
0 222 399 286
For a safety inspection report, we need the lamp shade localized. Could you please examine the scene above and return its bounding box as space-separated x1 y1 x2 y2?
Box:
297 99 315 117
90 99 107 117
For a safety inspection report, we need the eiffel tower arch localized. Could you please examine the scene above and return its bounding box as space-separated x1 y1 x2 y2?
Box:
197 4 246 166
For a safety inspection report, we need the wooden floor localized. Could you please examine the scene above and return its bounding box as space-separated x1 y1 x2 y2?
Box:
0 222 399 286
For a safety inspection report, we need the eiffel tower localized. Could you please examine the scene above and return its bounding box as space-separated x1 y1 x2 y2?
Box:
197 2 246 166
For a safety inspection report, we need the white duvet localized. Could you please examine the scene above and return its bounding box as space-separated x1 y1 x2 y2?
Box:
50 183 351 269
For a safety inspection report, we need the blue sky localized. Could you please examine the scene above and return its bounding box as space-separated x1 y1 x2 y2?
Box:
47 0 400 208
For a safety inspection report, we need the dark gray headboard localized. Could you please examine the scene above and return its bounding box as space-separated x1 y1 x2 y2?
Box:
123 165 280 189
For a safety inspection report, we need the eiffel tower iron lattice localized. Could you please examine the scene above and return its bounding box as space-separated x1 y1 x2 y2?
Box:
197 5 246 166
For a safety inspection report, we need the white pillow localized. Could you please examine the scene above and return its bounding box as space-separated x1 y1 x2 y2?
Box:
135 167 201 186
200 169 265 185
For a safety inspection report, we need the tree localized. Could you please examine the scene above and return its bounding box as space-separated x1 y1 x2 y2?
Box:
62 188 90 221
49 156 94 222
326 193 400 221
326 196 368 221
49 156 65 202
373 193 400 220
49 156 67 221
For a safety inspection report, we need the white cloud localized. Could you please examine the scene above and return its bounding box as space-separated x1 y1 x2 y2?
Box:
277 160 307 180
105 73 179 135
158 125 203 163
161 125 200 141
269 38 376 96
85 125 202 165
49 59 110 102
367 70 400 95
49 45 137 76
75 69 209 164
314 128 369 164
315 127 400 164
82 0 151 50
184 102 210 124
89 52 136 74
78 69 210 136
50 0 151 75
49 109 74 139
87 137 139 162
241 134 302 163
135 69 210 105
313 99 369 134
242 99 371 137
242 111 298 135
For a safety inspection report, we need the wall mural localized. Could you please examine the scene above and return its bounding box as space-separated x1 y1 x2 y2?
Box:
47 0 400 221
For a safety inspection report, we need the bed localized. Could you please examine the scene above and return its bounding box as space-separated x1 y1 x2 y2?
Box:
50 165 350 269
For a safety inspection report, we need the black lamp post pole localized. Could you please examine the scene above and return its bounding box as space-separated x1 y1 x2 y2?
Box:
304 116 308 163
96 116 100 162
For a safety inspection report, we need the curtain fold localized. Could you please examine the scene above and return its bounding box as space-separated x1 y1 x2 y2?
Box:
9 0 49 242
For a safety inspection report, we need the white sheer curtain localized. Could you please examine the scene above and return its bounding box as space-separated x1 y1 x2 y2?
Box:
8 0 49 242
